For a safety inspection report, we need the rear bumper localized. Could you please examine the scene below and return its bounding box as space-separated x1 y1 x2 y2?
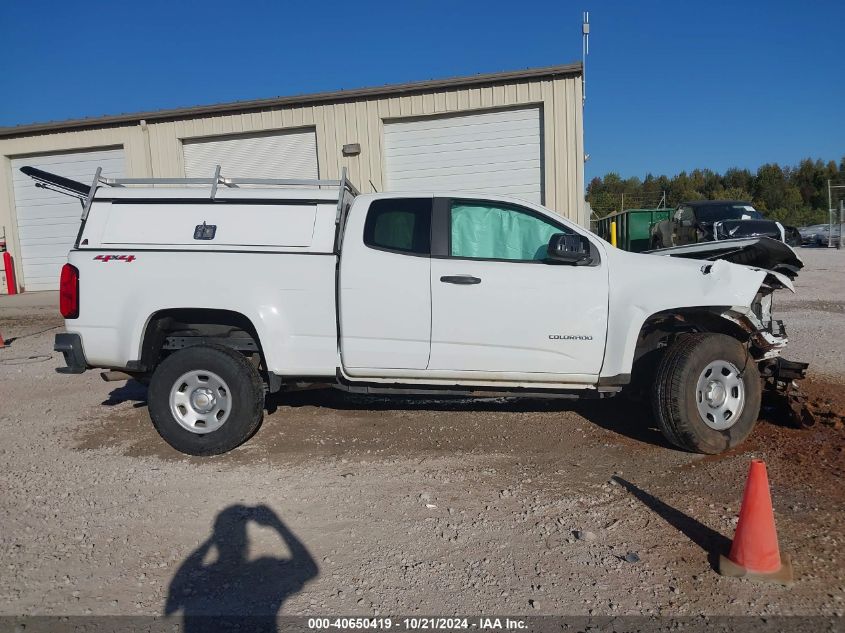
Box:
54 333 88 374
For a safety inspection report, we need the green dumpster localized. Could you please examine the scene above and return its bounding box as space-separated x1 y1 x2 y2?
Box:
594 208 671 253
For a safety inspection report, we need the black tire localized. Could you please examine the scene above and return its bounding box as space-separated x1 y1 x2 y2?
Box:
148 345 264 456
652 333 761 454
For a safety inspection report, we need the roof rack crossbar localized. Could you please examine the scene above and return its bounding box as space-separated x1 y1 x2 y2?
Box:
222 177 343 187
101 176 221 185
95 165 360 201
22 164 359 220
98 173 355 191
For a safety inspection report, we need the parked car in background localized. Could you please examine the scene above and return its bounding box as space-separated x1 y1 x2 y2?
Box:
799 224 829 246
816 224 843 246
650 200 788 249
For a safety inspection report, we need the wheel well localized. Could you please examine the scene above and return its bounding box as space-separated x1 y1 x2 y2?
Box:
625 308 750 398
138 308 264 374
633 308 748 364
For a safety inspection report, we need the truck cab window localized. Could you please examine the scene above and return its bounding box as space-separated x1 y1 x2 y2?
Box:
450 201 567 261
363 198 431 255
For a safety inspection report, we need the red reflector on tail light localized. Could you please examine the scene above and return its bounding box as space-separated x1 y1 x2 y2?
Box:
59 264 79 319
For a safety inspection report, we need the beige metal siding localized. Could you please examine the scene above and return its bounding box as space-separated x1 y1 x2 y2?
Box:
0 73 584 292
143 75 583 218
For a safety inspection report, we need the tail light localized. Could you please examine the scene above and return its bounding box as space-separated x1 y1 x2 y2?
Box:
59 264 79 319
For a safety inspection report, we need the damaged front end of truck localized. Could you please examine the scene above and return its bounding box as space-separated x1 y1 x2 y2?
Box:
647 237 814 427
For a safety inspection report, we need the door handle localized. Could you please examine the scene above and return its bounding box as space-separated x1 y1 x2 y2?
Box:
440 275 481 285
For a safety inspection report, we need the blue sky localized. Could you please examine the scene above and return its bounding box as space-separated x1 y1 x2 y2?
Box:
1 0 842 182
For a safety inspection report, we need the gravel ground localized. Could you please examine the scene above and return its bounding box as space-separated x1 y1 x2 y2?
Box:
773 248 845 379
0 248 843 619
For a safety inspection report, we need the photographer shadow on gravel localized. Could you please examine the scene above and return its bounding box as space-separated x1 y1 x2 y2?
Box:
101 379 148 408
165 504 318 633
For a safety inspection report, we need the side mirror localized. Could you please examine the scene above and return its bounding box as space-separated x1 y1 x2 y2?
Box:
680 219 693 228
547 233 590 264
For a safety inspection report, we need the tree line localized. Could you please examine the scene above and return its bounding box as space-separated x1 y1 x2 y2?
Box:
587 156 845 227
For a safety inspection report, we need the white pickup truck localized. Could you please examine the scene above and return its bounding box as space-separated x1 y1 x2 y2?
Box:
24 166 805 456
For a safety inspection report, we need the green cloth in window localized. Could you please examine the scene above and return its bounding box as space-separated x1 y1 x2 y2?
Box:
373 210 416 251
450 204 561 260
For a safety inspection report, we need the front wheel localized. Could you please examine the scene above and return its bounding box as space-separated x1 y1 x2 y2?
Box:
652 333 761 454
148 345 265 455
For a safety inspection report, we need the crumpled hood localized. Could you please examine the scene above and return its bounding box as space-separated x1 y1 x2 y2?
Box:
701 258 795 293
643 236 803 281
608 246 783 313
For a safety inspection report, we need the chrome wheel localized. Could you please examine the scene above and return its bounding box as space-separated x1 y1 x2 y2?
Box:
169 370 231 434
695 360 745 430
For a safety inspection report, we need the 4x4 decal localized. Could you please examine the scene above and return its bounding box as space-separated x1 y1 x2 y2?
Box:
94 255 136 263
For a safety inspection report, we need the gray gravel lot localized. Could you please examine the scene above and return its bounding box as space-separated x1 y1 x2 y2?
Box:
773 248 845 379
0 248 843 619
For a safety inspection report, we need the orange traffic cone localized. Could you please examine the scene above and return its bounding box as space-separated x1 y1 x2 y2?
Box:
0 330 4 348
719 459 793 583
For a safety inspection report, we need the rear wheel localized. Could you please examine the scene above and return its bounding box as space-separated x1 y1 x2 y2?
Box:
148 345 264 455
652 333 761 454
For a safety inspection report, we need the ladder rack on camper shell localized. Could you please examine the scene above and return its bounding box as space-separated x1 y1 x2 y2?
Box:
19 164 360 223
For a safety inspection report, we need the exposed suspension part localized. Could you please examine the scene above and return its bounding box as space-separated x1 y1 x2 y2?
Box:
759 357 815 428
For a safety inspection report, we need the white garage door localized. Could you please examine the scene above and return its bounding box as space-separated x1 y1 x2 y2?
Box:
384 107 543 203
11 147 124 292
183 129 319 179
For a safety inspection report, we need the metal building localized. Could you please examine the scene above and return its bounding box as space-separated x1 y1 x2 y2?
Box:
0 63 584 292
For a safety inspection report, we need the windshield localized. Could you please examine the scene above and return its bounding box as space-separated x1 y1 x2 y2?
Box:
695 204 763 222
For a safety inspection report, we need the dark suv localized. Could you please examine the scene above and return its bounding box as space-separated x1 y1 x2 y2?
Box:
650 200 785 249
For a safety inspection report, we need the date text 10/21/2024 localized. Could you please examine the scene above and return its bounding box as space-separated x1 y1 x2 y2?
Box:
307 618 528 630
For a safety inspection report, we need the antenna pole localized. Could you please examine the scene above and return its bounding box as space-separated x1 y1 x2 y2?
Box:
582 11 590 106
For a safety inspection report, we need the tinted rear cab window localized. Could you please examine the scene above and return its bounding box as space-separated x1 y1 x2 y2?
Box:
363 198 431 255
